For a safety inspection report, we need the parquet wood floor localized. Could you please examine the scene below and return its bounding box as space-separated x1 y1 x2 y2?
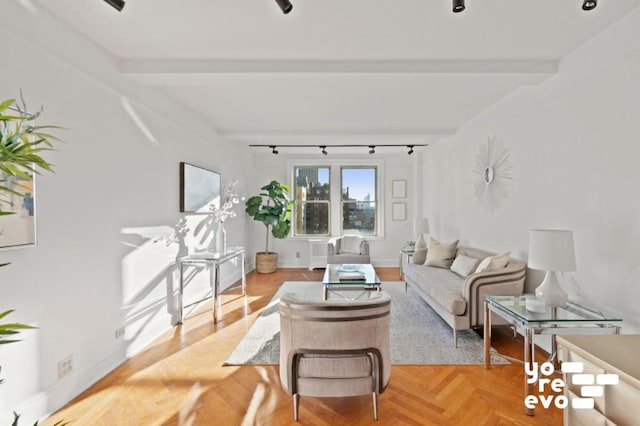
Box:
43 268 562 425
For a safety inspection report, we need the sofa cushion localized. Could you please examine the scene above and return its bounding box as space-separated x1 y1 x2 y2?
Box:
340 236 362 254
475 252 510 273
403 264 467 315
424 238 459 268
450 254 480 278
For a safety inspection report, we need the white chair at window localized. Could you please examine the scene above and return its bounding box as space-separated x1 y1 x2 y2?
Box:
327 235 371 264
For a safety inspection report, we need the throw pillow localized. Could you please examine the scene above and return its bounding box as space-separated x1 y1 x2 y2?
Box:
424 238 459 269
450 255 480 278
340 235 362 254
475 252 510 273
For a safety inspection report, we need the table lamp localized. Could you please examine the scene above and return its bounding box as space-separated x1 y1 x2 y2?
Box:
413 218 430 249
528 229 576 307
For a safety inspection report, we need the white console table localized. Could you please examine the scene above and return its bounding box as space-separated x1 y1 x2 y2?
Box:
177 247 246 324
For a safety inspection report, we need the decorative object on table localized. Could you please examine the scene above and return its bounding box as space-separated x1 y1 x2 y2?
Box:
179 162 221 213
472 135 513 213
404 241 416 251
245 180 294 273
413 218 430 249
391 179 407 198
391 201 406 221
528 229 576 307
209 179 241 252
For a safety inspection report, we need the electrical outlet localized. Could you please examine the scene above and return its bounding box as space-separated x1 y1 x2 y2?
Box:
58 355 73 379
115 327 125 339
295 252 300 258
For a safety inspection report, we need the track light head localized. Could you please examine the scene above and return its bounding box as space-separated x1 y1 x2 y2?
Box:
320 146 328 155
582 0 597 11
270 145 279 155
453 0 465 13
407 145 414 155
275 0 293 14
104 0 126 12
368 146 376 155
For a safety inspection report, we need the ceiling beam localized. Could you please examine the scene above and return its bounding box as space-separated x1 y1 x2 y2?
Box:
121 58 558 83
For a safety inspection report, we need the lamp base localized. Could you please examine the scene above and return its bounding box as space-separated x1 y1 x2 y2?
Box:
416 234 427 249
535 271 568 307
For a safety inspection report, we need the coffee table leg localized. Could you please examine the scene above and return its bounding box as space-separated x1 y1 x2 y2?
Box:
323 285 328 300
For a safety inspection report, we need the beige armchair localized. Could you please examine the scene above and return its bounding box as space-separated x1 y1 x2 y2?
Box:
327 235 371 264
279 291 391 421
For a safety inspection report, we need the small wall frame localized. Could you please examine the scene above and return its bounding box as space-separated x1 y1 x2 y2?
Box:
392 202 406 221
392 179 407 198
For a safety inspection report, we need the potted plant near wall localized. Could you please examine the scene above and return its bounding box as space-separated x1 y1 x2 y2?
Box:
245 180 294 273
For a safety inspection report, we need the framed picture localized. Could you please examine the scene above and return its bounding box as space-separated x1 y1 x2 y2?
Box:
392 202 406 221
392 179 407 198
0 171 36 249
180 162 221 213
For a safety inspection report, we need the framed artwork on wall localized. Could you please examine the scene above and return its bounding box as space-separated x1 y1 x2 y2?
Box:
179 162 221 213
392 179 407 198
392 202 406 221
0 171 36 249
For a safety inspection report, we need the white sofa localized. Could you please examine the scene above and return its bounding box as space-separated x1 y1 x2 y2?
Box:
402 245 526 347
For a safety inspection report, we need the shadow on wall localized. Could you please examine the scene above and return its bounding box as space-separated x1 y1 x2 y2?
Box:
119 216 216 356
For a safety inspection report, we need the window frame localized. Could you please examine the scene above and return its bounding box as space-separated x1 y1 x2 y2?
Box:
292 165 332 237
288 159 385 239
340 165 378 236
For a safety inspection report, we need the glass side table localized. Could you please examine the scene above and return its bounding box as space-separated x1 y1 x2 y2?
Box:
483 294 622 416
398 248 415 280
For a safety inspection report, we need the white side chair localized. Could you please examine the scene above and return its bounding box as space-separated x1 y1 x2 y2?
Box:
327 235 371 264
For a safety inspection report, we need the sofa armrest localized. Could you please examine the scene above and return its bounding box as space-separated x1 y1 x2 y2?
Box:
327 237 340 256
411 248 427 265
463 261 526 327
360 240 370 256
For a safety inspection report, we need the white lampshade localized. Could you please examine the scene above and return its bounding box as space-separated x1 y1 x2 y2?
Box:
413 218 430 235
528 229 576 308
528 229 576 272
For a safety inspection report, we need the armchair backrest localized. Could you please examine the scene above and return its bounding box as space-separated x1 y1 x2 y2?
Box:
279 291 391 395
328 235 369 256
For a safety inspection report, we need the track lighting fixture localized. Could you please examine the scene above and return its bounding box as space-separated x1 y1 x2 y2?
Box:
453 0 465 13
104 0 125 12
250 144 427 155
275 0 293 14
582 0 597 11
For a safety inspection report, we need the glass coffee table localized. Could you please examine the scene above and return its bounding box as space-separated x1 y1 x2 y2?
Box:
322 264 381 300
483 294 622 416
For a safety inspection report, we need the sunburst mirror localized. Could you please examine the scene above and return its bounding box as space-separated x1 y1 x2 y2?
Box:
472 136 513 213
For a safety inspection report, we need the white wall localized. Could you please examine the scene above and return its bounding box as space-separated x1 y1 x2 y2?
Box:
423 8 640 335
0 3 253 424
250 152 421 268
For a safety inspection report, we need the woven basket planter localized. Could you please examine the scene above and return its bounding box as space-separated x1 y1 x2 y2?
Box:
256 252 278 274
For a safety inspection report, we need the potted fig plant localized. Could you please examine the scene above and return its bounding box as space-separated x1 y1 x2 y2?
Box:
245 180 294 273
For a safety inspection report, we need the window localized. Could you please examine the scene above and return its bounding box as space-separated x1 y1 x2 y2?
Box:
294 166 330 235
341 167 377 235
292 162 381 237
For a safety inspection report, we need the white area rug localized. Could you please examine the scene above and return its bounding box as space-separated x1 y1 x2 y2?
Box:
224 281 507 365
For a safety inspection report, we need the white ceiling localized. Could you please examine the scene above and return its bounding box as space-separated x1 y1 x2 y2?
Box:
33 0 640 152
